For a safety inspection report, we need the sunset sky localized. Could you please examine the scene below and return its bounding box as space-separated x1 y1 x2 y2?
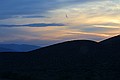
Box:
0 0 120 46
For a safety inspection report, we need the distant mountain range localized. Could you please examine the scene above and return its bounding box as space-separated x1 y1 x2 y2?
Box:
0 44 40 52
0 35 120 80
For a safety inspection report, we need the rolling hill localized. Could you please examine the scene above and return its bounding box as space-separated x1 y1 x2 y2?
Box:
0 35 120 80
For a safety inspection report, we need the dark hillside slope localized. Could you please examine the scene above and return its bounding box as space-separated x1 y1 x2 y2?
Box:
100 35 120 53
31 40 99 54
30 40 100 69
0 36 120 80
0 40 100 80
100 35 120 44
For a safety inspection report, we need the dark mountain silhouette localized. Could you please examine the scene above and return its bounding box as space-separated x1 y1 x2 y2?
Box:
100 35 120 44
0 35 120 80
100 35 120 53
0 44 40 52
31 40 99 54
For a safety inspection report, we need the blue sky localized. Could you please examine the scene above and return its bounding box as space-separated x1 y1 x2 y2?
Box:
0 0 120 46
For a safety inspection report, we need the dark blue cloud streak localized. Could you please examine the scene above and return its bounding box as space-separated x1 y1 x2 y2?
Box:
0 23 65 27
21 15 47 18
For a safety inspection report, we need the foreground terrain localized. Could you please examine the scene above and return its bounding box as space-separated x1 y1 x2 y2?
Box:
0 35 120 80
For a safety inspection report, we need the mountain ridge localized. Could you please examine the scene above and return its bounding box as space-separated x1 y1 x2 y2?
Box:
0 35 120 80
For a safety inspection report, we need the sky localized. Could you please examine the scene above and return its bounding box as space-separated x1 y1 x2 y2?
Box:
0 0 120 46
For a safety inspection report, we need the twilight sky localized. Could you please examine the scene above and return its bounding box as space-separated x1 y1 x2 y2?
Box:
0 0 120 46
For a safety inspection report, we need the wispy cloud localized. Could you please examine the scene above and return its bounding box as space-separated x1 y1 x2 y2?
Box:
0 0 109 20
20 15 47 18
0 23 65 27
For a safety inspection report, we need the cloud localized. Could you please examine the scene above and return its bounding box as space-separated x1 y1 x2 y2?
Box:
81 27 118 33
20 15 47 18
85 23 120 32
0 0 58 19
0 0 119 46
0 0 108 20
94 23 120 27
24 23 65 27
0 23 65 27
0 27 108 46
